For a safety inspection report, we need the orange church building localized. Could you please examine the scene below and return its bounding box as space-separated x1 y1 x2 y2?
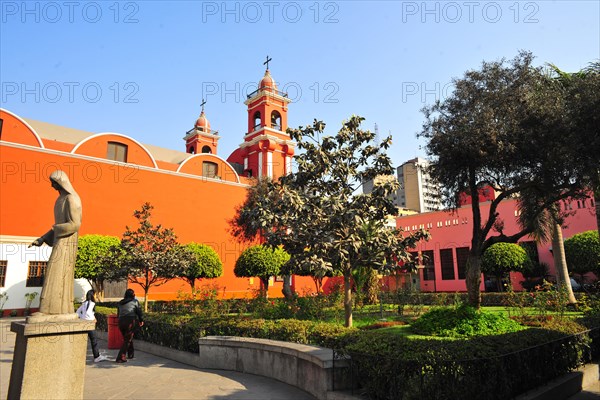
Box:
0 68 313 312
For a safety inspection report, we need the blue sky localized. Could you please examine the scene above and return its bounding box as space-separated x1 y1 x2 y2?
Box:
1 1 599 168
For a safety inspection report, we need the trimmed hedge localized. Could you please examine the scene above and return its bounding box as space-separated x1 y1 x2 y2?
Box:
382 291 587 307
93 307 355 352
338 321 596 400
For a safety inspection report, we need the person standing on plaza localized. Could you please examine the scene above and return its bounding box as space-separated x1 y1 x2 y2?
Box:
76 289 109 362
116 288 144 363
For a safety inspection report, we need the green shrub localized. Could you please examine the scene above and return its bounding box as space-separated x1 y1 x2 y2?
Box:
202 317 356 346
340 322 593 400
381 292 514 307
565 231 600 275
178 242 223 291
234 245 290 296
94 306 116 331
410 304 525 338
482 243 531 276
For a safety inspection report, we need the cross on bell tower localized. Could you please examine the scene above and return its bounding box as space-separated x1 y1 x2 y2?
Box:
264 55 272 70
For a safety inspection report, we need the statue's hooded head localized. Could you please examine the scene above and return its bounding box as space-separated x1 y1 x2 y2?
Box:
49 170 77 195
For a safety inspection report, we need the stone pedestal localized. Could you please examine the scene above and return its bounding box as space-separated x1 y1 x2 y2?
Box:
8 320 96 400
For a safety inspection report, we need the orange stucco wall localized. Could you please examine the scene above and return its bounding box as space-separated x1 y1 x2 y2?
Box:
0 110 316 300
73 134 157 168
0 110 43 147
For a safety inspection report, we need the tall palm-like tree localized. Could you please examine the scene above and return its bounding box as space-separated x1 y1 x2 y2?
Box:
518 198 576 304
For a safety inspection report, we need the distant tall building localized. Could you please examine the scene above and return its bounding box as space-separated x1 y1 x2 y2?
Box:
395 157 441 213
362 157 442 213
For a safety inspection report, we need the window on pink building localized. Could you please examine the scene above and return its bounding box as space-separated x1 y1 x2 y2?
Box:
440 249 455 280
456 247 469 280
422 250 435 281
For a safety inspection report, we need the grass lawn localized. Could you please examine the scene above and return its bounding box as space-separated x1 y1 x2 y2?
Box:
481 305 582 317
334 304 585 339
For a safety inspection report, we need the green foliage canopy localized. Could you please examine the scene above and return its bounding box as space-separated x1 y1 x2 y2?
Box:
481 242 531 277
234 245 290 296
418 51 592 307
178 243 223 291
232 116 429 326
75 234 121 295
564 230 600 275
108 202 187 311
545 63 600 235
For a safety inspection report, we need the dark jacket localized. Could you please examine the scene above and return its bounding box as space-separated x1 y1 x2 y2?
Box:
117 298 143 322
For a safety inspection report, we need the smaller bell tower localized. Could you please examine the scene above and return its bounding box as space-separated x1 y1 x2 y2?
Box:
239 58 294 179
183 100 220 154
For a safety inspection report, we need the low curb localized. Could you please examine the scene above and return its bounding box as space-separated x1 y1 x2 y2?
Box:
516 362 599 400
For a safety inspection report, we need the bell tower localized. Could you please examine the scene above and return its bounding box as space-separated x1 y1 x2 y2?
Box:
239 58 294 179
184 100 220 154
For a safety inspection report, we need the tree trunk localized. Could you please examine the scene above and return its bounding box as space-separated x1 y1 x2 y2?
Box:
92 279 104 302
261 277 269 299
365 269 379 305
552 223 577 304
144 271 150 312
282 274 293 299
466 253 482 308
143 288 149 312
344 273 353 328
312 276 324 294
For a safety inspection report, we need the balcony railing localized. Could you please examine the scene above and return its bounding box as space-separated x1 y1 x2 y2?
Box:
247 86 288 99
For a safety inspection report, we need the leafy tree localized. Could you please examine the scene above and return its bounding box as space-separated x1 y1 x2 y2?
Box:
108 202 187 311
481 242 531 291
516 197 578 302
75 234 120 300
285 255 334 294
363 268 380 305
230 177 273 243
564 231 600 276
546 62 600 235
352 222 385 306
419 51 586 308
513 62 600 303
177 243 223 292
245 117 428 327
234 245 290 298
230 178 294 299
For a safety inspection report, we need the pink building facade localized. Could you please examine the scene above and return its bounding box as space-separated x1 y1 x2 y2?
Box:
395 197 598 292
